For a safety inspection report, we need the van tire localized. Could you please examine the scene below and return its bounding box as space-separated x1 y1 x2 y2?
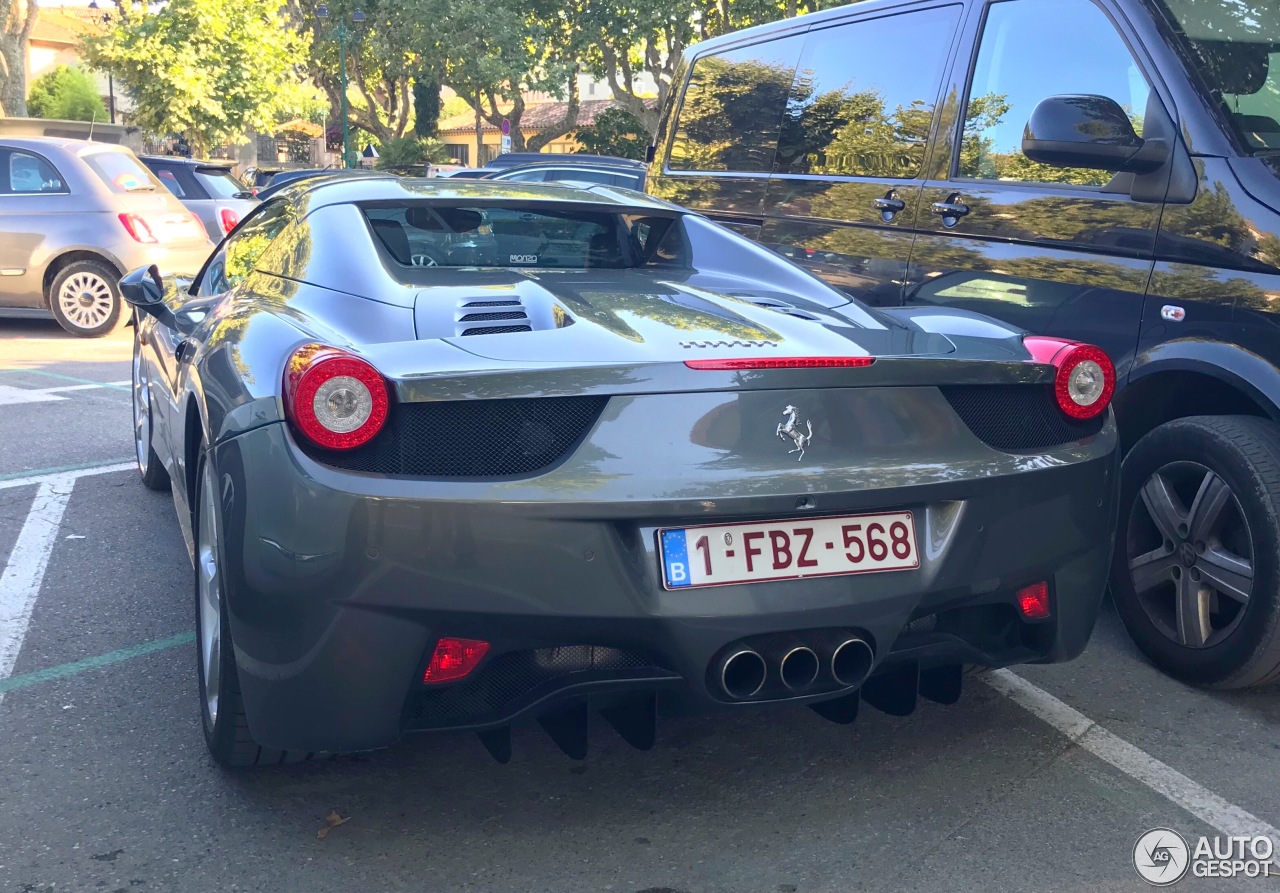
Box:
47 260 123 337
1111 416 1280 688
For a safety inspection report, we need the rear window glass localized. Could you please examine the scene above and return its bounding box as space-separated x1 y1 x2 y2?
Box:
153 168 187 198
82 151 160 193
361 203 688 270
196 168 250 198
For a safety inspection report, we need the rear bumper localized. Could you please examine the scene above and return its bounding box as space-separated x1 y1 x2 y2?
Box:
213 419 1118 753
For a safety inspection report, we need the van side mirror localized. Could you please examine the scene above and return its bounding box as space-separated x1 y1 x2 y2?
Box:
1022 95 1170 174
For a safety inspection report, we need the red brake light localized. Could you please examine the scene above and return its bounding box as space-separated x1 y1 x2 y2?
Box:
1022 336 1115 420
1016 582 1051 620
423 638 490 684
684 357 875 370
219 207 240 234
283 344 389 450
119 212 158 243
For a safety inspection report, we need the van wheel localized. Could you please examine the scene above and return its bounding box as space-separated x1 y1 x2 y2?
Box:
194 451 312 766
1112 416 1280 688
48 260 122 337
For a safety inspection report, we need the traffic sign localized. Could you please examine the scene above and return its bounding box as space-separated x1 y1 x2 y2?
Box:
500 118 511 136
500 134 512 153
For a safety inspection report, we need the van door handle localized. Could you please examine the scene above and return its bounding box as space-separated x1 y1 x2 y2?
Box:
873 196 906 214
931 194 970 226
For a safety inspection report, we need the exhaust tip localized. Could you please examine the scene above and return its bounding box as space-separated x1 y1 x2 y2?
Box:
779 646 820 691
832 638 875 688
721 649 767 699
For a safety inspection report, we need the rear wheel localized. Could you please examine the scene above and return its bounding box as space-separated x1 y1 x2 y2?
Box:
1112 416 1280 688
132 334 170 491
48 260 122 337
194 452 310 766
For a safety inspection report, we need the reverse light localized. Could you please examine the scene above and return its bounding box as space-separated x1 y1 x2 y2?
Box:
1022 336 1115 420
684 357 876 370
219 207 240 234
1016 582 1051 620
283 343 389 450
423 637 490 684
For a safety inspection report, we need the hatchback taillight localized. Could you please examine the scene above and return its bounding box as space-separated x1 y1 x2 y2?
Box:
219 207 239 234
283 344 389 450
1023 336 1115 420
118 212 157 243
119 211 206 244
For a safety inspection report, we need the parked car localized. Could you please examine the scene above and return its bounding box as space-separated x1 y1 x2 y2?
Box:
0 137 214 336
489 160 646 190
649 0 1280 688
140 156 258 238
481 152 647 171
253 167 386 200
241 167 281 191
435 167 492 178
124 176 1117 766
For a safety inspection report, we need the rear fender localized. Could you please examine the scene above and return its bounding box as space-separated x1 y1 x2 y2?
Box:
1126 339 1280 422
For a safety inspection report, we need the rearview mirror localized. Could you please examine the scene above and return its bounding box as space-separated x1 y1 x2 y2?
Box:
1022 95 1170 174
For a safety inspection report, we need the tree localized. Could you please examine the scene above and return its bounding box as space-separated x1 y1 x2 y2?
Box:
0 0 36 116
27 65 108 122
374 135 449 168
84 0 312 157
412 74 441 138
574 106 646 159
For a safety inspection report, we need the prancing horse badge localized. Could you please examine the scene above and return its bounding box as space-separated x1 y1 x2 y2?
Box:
776 405 813 460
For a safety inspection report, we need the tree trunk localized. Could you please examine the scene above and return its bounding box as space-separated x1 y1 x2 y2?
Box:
473 91 483 165
525 76 579 152
0 0 37 117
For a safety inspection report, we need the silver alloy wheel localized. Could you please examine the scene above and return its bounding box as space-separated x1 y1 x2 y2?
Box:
132 344 150 475
1127 461 1254 648
198 461 222 727
56 271 115 331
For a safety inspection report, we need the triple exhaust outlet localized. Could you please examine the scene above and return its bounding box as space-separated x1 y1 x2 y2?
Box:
716 636 874 700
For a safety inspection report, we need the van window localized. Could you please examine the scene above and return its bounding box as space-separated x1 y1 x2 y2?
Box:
776 7 961 178
667 35 805 173
1153 0 1280 152
958 0 1151 185
1 150 66 194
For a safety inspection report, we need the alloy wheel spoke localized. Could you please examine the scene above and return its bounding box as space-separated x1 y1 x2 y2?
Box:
1199 546 1253 604
1176 572 1213 647
1129 546 1178 593
1140 473 1186 541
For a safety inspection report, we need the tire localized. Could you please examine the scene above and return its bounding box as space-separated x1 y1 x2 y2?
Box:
47 260 123 337
193 451 311 766
132 333 170 491
1111 416 1280 688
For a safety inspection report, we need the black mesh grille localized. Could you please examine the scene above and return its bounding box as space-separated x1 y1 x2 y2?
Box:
461 325 533 336
463 300 522 307
941 385 1105 451
405 646 667 729
459 311 528 322
302 396 607 477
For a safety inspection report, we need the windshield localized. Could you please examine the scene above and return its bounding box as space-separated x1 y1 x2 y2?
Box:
195 167 250 199
81 150 160 193
360 202 688 270
1154 0 1280 152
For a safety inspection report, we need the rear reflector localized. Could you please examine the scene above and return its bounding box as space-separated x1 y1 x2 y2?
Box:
423 637 490 684
685 357 875 370
1016 582 1051 620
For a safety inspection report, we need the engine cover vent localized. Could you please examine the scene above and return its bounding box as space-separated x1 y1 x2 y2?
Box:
456 297 530 336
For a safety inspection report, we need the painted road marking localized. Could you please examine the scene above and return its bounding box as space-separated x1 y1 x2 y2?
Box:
0 461 132 491
0 384 65 405
38 380 131 394
984 669 1280 863
17 370 130 391
0 477 74 708
0 632 193 695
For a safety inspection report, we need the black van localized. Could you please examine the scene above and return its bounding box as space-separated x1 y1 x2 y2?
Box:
648 0 1280 688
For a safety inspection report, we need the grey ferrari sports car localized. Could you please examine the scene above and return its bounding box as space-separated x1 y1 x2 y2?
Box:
122 175 1119 767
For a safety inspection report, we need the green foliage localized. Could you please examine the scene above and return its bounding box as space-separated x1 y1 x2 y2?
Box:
83 0 310 157
374 136 450 169
412 76 442 138
27 65 108 122
573 106 646 159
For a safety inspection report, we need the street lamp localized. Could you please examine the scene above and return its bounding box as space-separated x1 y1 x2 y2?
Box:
315 5 365 169
87 0 117 124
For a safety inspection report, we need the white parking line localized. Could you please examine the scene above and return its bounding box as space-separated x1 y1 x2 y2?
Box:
0 461 133 492
0 476 74 708
985 669 1280 860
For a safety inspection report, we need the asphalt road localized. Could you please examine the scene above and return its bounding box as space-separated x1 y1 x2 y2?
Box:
0 317 1277 893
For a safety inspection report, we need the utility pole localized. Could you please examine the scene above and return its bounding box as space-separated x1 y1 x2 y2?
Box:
316 5 365 168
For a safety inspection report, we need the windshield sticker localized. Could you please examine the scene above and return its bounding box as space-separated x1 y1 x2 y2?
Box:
509 255 539 264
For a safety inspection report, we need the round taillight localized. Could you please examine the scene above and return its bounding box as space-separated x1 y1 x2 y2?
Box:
219 207 240 234
283 344 389 450
1023 337 1115 420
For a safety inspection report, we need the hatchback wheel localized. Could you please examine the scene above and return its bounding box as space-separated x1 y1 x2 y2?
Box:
48 260 122 337
1112 416 1280 687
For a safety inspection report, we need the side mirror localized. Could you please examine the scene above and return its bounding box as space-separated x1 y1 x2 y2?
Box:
120 264 165 309
1022 95 1170 174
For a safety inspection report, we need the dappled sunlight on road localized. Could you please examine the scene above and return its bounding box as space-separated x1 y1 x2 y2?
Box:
0 319 132 370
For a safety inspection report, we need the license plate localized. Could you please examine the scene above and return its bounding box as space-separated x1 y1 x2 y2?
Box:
658 511 918 590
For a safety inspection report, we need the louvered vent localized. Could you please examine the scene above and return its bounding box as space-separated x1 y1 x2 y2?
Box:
456 298 532 336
